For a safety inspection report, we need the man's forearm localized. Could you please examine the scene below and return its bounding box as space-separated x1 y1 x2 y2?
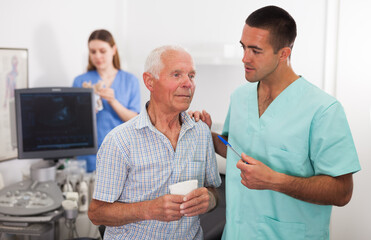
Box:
273 172 353 206
88 199 150 226
212 132 227 158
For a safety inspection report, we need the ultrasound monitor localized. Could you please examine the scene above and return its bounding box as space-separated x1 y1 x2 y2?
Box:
0 88 97 218
14 87 98 160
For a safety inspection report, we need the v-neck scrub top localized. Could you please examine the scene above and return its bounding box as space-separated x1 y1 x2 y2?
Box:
73 70 141 172
221 77 360 240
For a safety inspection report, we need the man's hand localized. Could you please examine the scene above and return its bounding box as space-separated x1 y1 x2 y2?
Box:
236 153 354 206
179 187 214 217
148 194 184 222
187 110 212 129
236 153 278 190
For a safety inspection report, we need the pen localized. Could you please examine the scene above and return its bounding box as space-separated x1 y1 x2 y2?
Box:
217 135 248 164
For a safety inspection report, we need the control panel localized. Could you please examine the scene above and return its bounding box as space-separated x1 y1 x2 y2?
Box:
0 180 63 216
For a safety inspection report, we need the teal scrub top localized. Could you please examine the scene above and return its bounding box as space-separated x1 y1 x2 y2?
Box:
221 77 360 240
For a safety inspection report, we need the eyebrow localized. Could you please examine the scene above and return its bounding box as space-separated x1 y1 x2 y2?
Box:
240 41 263 51
172 69 196 75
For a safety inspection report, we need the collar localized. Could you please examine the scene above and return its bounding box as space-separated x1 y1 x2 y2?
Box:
135 101 195 132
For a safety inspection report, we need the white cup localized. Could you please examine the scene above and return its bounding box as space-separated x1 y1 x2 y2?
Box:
169 179 198 195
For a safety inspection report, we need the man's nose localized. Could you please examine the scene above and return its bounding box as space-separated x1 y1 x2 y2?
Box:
182 75 193 88
242 49 252 63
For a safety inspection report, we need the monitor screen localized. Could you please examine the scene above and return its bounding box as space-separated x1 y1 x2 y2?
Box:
14 87 97 160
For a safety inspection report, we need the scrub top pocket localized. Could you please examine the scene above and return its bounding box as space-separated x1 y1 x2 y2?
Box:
267 146 313 177
257 216 306 240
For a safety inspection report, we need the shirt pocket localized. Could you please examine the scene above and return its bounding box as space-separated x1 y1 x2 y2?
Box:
180 161 205 186
257 216 306 240
129 153 172 194
266 146 314 177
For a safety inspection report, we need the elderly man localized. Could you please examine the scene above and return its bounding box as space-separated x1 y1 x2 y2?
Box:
88 45 221 239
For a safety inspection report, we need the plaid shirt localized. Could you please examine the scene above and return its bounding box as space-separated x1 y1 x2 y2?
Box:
94 106 221 239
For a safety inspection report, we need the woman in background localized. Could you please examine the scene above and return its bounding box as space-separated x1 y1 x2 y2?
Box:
73 29 141 172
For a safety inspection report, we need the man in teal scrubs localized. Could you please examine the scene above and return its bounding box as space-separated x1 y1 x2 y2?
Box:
193 5 361 240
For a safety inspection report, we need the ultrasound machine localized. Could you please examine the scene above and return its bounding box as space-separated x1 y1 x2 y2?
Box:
0 87 97 239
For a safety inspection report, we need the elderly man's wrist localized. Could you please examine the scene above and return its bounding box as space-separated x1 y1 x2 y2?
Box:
207 190 217 212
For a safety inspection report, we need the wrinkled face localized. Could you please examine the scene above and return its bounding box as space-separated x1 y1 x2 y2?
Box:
88 40 116 70
240 24 280 83
151 50 196 114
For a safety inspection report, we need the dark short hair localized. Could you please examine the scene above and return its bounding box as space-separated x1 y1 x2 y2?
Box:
87 29 121 71
246 5 297 53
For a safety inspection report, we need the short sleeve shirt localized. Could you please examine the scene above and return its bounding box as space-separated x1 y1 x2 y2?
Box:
94 106 221 239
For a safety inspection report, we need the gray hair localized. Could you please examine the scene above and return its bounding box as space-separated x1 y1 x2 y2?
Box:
144 45 193 79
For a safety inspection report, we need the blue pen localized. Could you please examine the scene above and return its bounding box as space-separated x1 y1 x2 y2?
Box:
217 135 248 164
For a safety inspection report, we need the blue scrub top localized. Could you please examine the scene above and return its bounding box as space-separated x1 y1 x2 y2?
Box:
221 77 360 240
73 70 141 172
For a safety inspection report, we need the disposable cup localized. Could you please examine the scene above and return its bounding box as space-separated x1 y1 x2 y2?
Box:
169 179 198 195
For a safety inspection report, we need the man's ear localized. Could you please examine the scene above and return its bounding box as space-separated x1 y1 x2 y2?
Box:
143 72 154 92
279 47 292 62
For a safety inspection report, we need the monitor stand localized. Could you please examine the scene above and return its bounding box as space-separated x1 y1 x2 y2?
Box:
30 160 58 182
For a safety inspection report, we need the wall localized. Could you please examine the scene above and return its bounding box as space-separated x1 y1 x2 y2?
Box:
123 0 327 123
0 0 327 182
330 1 371 239
0 0 124 185
0 0 369 239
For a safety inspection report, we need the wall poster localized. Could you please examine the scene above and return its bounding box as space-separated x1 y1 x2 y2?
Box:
0 48 28 161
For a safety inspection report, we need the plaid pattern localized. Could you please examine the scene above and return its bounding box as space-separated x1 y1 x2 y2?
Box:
94 107 221 239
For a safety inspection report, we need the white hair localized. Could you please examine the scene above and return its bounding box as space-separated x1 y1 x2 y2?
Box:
144 45 194 79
